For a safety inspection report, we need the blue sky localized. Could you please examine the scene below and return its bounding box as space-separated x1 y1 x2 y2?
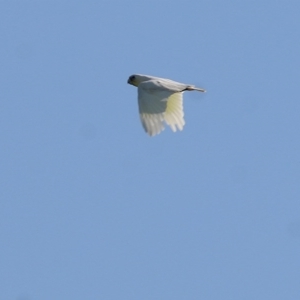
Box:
1 1 300 299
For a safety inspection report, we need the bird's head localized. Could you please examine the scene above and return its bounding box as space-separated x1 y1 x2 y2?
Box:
127 74 153 87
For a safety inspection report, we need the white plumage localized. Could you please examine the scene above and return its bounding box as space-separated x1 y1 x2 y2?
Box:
127 74 206 137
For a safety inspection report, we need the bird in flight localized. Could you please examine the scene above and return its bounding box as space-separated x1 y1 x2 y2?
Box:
127 74 206 137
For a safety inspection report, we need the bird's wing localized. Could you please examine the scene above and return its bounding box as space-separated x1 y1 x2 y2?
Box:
164 92 185 132
138 80 185 136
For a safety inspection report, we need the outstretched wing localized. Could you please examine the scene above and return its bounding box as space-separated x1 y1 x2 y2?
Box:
138 80 185 136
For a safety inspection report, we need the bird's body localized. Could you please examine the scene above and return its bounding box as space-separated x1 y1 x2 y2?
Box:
127 74 205 136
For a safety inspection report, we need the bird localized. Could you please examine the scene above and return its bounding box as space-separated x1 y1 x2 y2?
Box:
127 74 206 137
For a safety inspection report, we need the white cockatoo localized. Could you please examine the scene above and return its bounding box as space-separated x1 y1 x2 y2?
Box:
127 74 206 137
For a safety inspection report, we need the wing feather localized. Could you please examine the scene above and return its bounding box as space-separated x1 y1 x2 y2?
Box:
138 80 185 136
164 92 185 132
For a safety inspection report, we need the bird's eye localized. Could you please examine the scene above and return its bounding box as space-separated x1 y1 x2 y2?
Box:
130 75 135 81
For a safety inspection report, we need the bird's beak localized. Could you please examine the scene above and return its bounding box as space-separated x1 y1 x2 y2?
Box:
128 79 137 86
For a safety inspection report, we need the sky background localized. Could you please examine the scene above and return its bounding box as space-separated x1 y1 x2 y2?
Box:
1 1 300 299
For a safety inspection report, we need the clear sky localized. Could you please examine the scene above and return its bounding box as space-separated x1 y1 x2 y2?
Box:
1 1 300 299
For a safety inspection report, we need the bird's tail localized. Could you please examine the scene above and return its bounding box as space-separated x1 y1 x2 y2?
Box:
185 86 206 93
